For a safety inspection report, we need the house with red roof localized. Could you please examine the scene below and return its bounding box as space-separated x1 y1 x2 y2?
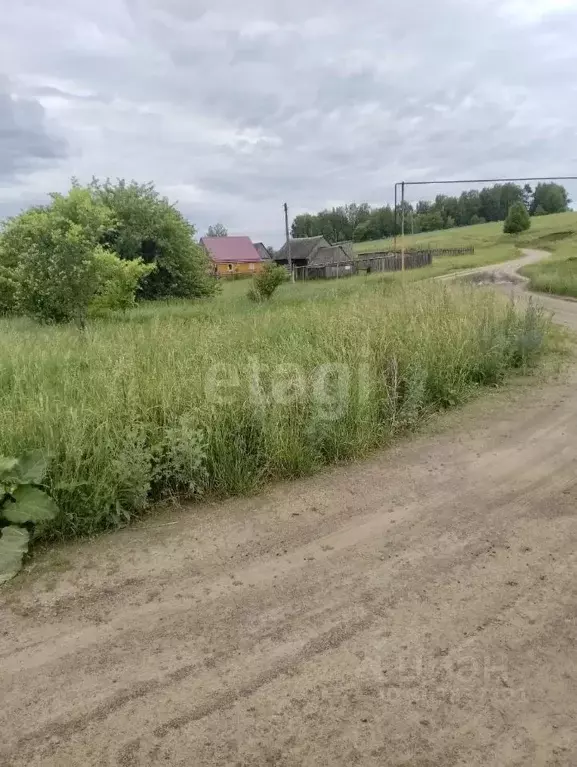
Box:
201 236 264 278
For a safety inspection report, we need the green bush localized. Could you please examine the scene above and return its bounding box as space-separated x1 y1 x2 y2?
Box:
90 179 216 300
3 188 113 324
248 262 288 301
92 250 156 312
504 203 531 234
0 179 217 325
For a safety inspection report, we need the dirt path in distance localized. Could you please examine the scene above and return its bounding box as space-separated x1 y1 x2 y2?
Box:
1 249 577 767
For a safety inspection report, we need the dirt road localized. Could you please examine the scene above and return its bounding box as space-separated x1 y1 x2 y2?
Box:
2 251 577 766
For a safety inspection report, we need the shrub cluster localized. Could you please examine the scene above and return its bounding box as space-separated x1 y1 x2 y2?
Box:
248 262 288 301
504 203 531 235
0 180 215 324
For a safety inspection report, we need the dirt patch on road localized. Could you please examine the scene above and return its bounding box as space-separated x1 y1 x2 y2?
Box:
1 261 577 767
462 269 526 286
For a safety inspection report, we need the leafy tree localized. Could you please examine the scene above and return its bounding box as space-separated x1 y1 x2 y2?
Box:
291 213 320 239
344 203 371 232
419 211 444 232
353 206 395 242
206 223 228 237
523 184 533 209
504 202 531 234
316 207 352 242
431 194 459 227
352 220 375 243
0 179 216 322
91 251 156 312
90 179 215 300
292 204 371 243
248 263 287 301
456 191 482 226
479 186 504 222
443 196 460 223
397 200 414 220
469 214 486 226
533 205 547 216
500 183 525 218
530 183 570 215
1 187 113 324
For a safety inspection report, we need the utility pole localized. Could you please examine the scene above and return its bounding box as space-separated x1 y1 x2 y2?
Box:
283 202 294 282
393 184 398 251
401 181 406 272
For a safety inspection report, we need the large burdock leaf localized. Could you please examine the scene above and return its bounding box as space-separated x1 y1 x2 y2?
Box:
0 526 30 585
3 486 58 524
0 457 18 481
13 451 48 485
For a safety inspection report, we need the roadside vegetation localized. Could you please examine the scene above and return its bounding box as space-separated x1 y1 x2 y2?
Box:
519 226 577 298
522 258 577 298
0 181 568 570
0 279 549 544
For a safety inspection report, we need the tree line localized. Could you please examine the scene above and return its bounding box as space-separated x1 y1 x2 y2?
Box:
290 183 571 244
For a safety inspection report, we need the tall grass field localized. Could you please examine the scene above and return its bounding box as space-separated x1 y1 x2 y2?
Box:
522 256 577 297
0 276 549 541
517 222 577 297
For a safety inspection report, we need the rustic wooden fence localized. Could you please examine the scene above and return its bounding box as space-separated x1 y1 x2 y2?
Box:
356 251 432 273
293 250 433 280
357 246 474 258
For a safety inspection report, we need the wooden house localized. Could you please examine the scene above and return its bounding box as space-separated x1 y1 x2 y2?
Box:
201 236 264 278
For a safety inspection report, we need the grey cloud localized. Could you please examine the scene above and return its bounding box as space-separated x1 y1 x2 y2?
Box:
1 0 577 241
0 80 68 181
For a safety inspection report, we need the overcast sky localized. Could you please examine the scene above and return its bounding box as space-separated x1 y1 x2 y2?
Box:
1 0 577 244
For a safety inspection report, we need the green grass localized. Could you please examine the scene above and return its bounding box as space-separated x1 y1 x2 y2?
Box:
353 211 577 254
354 212 577 295
513 218 577 297
522 256 577 298
0 276 550 541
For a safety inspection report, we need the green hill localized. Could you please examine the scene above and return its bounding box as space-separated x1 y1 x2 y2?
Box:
353 211 577 254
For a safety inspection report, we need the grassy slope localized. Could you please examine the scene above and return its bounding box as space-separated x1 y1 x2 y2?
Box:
512 216 577 297
352 212 577 283
352 211 577 254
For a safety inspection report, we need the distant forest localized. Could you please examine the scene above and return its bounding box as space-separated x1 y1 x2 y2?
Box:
291 182 571 243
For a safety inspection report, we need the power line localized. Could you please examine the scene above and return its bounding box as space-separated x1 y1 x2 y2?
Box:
397 175 577 188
